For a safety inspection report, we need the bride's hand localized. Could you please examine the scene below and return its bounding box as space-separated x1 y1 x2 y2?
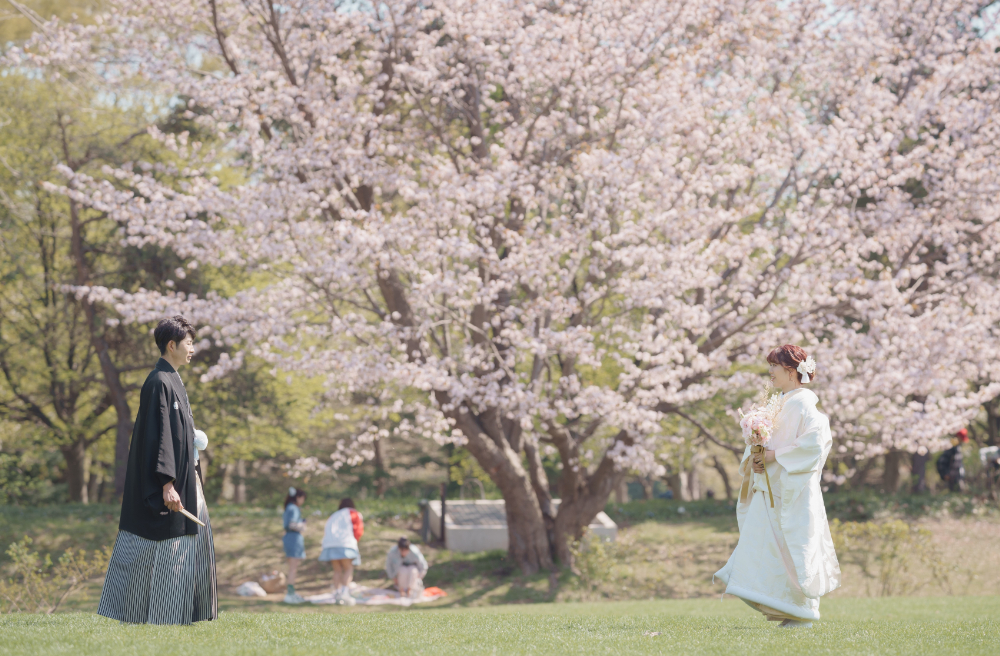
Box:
751 450 775 474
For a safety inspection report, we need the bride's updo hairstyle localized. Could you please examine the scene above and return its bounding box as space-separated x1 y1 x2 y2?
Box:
766 344 814 383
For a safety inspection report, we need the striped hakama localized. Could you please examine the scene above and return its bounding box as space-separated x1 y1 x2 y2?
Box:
98 476 217 624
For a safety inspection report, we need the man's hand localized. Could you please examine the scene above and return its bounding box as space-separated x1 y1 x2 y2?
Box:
163 481 183 512
751 450 775 474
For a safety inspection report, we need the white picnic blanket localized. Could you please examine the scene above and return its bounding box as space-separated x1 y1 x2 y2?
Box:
307 586 445 606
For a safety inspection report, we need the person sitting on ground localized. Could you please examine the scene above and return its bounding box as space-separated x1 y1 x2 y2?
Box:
319 498 364 606
385 537 428 598
282 486 308 604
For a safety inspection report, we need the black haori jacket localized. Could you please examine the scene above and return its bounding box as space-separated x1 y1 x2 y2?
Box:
118 358 200 541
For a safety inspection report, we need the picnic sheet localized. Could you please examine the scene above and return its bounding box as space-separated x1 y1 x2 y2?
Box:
307 586 447 606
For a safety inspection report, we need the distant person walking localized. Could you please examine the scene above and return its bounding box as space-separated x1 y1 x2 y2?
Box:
283 486 308 604
385 537 428 598
97 316 217 625
937 428 969 492
319 498 364 605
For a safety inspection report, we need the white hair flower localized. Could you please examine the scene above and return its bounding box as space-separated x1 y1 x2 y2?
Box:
797 356 817 383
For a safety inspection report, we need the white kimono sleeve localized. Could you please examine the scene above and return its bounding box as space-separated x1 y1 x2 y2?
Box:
773 404 841 599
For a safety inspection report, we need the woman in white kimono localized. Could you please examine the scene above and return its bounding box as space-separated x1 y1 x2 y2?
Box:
715 345 841 628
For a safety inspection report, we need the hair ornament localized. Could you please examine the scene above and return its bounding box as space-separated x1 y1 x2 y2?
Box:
797 356 817 383
289 486 296 496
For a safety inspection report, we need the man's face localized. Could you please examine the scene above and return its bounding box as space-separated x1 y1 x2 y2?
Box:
169 335 195 364
399 547 410 558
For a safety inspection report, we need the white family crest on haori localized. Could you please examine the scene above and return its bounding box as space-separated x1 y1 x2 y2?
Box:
716 388 841 622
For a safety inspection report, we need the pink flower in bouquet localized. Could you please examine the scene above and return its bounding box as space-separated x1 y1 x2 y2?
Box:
738 384 784 447
739 410 773 447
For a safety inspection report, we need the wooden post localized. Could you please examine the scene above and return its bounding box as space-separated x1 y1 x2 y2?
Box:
440 482 447 548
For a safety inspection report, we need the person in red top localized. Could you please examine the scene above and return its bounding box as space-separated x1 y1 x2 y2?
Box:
319 498 364 605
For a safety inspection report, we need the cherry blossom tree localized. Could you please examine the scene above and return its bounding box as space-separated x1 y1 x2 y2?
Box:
11 0 1000 569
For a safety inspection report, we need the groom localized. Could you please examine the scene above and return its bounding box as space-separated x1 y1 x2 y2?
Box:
97 315 217 625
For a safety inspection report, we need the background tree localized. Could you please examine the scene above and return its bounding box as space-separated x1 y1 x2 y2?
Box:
0 74 157 501
12 0 1000 572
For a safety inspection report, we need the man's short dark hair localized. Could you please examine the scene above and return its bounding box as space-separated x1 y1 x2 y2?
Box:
397 537 410 550
154 316 196 355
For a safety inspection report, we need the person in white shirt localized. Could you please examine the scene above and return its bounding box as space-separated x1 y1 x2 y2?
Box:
385 537 428 598
318 498 364 605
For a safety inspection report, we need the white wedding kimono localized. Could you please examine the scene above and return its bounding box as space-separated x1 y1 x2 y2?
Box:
715 388 841 621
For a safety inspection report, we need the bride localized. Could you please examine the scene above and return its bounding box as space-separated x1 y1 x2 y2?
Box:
715 345 841 628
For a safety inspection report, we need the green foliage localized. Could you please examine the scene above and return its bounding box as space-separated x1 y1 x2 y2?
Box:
0 453 56 505
606 499 738 525
569 531 621 589
448 447 499 498
0 1 103 46
830 519 950 597
0 536 110 614
822 490 999 522
607 492 1000 528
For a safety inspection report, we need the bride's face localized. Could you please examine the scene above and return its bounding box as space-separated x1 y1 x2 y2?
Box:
768 362 797 389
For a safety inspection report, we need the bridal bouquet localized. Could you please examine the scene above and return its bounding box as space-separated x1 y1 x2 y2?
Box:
738 384 783 447
737 384 783 507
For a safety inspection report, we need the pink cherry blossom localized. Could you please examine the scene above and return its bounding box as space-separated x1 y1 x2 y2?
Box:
10 0 1000 569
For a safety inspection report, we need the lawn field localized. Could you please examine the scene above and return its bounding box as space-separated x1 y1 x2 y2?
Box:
2 596 998 656
4 499 998 611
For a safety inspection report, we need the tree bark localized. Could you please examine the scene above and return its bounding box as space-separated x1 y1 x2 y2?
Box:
668 470 691 501
687 462 701 501
883 449 906 493
220 462 235 502
551 449 627 566
985 397 999 446
87 462 102 504
850 457 877 487
711 456 733 500
373 436 389 498
442 397 553 573
615 480 629 504
235 459 247 504
65 188 133 498
61 439 89 503
911 452 929 493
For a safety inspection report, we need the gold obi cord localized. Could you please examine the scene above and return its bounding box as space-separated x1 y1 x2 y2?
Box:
741 444 774 508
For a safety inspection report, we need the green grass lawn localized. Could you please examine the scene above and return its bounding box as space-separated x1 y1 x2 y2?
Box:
2 596 998 656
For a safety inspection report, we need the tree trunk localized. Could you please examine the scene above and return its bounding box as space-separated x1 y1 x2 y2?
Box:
435 391 626 573
850 457 877 487
373 436 389 498
111 401 133 499
61 439 89 504
615 480 629 504
640 477 654 500
551 461 626 566
87 464 103 504
235 459 247 504
711 456 733 500
687 463 701 501
220 462 235 502
985 398 999 447
668 470 692 501
66 189 133 499
911 452 929 493
883 450 906 493
447 403 553 573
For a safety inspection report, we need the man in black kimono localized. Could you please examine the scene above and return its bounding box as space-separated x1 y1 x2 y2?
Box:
98 315 217 625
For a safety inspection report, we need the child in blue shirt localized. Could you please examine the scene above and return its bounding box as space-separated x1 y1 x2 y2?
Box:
282 487 307 603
